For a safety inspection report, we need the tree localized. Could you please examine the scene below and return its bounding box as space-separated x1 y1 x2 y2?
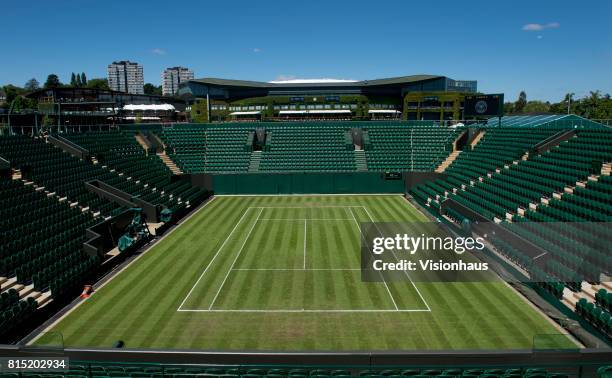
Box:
10 96 37 112
70 72 76 86
44 74 62 88
548 91 612 119
80 72 87 86
515 91 527 113
523 101 551 113
24 78 40 92
75 74 82 87
143 83 162 96
86 78 110 90
2 85 22 104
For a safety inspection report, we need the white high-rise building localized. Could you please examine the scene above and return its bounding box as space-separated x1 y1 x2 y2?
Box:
162 67 194 96
107 61 144 94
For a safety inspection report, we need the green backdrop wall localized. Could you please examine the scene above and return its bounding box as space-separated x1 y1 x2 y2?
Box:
212 172 404 195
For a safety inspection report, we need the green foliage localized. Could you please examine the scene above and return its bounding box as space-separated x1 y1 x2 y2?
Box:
86 78 110 90
70 72 88 87
42 114 54 126
24 78 40 92
44 74 62 88
10 96 37 112
514 91 527 113
506 90 612 119
191 99 209 122
522 101 551 113
573 91 612 119
2 85 22 104
144 83 162 96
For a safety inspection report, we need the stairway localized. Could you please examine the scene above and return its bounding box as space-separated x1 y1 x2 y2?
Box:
11 169 21 180
525 170 604 216
435 150 461 173
248 151 262 172
470 130 486 147
561 281 612 311
354 149 367 171
0 276 53 308
602 162 611 176
157 151 183 175
134 134 149 155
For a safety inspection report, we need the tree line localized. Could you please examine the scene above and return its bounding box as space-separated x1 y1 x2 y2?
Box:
1 73 166 110
504 90 612 119
3 76 612 120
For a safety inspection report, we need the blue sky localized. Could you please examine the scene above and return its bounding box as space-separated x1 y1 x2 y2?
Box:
2 0 611 102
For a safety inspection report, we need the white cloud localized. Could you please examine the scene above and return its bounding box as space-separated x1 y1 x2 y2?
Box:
152 48 167 55
537 35 543 39
252 48 262 53
522 22 560 31
274 74 297 81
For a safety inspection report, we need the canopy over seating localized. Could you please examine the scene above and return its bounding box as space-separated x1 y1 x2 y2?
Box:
229 111 261 116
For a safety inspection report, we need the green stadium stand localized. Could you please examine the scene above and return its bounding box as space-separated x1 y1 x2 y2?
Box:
205 126 252 172
0 290 38 341
576 296 612 339
0 135 122 217
259 124 356 172
410 126 611 315
0 177 99 340
410 128 559 207
365 124 460 171
63 130 209 212
1 362 580 378
159 125 252 173
1 117 611 348
160 125 207 172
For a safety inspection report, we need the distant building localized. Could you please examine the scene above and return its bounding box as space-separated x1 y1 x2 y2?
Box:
162 67 194 96
0 89 6 103
107 61 144 94
25 87 187 124
180 75 478 122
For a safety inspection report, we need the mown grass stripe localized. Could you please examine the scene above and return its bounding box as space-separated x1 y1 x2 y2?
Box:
38 195 572 351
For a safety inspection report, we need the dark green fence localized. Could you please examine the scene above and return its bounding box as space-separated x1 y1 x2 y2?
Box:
212 172 404 195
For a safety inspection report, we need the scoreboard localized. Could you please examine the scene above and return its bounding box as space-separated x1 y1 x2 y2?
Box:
464 94 504 117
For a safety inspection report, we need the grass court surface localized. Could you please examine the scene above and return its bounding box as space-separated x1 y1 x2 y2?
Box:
36 195 575 351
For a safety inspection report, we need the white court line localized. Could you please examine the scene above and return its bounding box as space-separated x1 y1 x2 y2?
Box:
361 206 431 312
231 268 361 271
177 206 254 311
251 206 367 209
179 203 431 313
178 308 431 313
349 207 398 311
259 218 352 221
207 207 264 310
216 194 404 197
303 219 307 270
